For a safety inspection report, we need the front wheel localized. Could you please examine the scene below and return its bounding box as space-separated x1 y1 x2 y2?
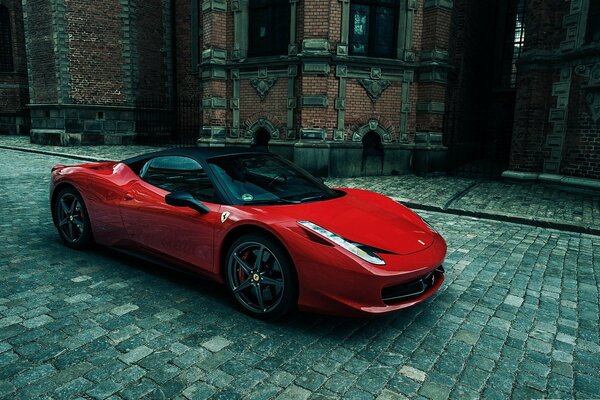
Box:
54 187 93 249
225 234 298 319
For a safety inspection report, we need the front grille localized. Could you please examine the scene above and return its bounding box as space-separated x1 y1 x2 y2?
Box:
382 266 444 304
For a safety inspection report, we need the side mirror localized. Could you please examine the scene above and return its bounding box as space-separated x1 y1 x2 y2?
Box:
165 191 210 214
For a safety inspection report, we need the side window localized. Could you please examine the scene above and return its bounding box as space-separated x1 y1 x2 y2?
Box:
349 0 399 58
248 0 290 57
140 156 216 202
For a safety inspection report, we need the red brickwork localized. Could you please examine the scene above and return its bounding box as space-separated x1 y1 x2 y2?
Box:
65 0 127 104
22 0 55 104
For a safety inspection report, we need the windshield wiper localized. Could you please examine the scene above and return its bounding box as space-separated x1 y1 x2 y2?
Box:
298 193 331 203
243 198 300 205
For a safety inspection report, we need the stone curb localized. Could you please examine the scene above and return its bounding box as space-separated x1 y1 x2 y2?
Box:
399 200 600 237
2 144 598 236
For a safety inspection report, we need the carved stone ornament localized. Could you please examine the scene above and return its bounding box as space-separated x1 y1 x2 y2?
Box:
583 63 600 124
358 79 391 102
250 78 276 100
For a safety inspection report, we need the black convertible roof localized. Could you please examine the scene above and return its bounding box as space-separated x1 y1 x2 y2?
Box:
122 146 265 165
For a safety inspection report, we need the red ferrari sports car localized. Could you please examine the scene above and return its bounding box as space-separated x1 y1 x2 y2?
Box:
50 148 446 318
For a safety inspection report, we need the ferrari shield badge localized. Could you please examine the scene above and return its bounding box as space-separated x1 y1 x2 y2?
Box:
221 211 231 223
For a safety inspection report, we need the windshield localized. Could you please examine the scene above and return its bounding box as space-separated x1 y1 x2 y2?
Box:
208 153 343 205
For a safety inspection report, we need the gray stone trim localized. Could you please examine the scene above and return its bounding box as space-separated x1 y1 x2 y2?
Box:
345 67 404 82
352 119 392 143
249 77 277 100
420 49 449 62
418 68 448 83
397 0 418 61
423 0 453 10
120 0 135 103
287 65 296 139
358 79 392 102
232 0 248 60
399 80 411 142
245 118 280 140
301 96 329 108
302 62 331 75
560 0 590 51
337 0 350 56
202 48 227 65
301 39 331 55
202 0 227 12
543 67 572 173
231 69 240 138
416 101 446 113
201 66 227 80
336 63 347 140
202 97 227 108
52 0 70 104
201 126 227 139
238 68 289 79
414 131 444 147
300 128 327 141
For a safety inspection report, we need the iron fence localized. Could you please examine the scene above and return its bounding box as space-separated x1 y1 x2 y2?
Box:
134 96 201 147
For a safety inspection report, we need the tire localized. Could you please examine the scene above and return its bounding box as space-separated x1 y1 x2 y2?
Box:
53 187 93 249
225 233 298 319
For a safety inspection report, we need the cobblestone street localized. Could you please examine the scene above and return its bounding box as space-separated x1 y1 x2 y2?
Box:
1 148 599 399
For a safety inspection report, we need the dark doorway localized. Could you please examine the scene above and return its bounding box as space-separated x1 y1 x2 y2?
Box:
252 128 271 152
361 131 383 176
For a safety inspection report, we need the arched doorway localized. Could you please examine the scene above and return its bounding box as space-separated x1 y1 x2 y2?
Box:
251 128 271 152
361 131 383 176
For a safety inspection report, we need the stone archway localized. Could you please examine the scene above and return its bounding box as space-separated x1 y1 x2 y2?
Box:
351 119 392 143
245 118 280 141
361 131 384 176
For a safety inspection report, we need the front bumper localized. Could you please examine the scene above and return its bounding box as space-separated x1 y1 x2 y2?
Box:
290 232 448 317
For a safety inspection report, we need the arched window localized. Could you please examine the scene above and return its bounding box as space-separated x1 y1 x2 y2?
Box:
248 0 290 57
0 5 13 72
349 0 399 58
586 0 600 43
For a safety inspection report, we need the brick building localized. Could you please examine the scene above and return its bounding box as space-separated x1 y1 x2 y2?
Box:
0 0 28 135
2 0 599 177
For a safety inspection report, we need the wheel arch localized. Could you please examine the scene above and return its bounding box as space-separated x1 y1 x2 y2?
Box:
219 224 298 284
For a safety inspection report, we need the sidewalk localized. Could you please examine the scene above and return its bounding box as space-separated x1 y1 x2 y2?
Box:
2 135 599 235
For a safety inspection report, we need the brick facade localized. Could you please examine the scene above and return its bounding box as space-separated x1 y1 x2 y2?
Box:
15 0 600 178
0 0 29 135
509 0 600 179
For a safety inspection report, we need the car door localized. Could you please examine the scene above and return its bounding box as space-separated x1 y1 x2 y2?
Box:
119 156 221 273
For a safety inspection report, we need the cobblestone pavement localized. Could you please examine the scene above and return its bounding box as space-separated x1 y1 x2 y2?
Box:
1 148 599 399
1 135 599 233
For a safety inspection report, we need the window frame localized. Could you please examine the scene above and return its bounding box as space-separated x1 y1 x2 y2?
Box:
139 156 219 204
585 0 600 44
248 0 291 58
348 0 400 59
0 5 14 73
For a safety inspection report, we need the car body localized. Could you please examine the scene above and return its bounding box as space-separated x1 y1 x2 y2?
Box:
50 147 447 318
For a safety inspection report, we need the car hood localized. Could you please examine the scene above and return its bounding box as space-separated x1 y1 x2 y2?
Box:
278 189 435 255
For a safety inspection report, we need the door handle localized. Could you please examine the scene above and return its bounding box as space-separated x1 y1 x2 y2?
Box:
124 192 134 201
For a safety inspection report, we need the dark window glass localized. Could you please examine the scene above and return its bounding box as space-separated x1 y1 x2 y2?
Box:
141 156 216 202
248 0 290 57
586 0 600 43
209 154 341 205
498 0 527 89
0 6 13 72
349 0 399 58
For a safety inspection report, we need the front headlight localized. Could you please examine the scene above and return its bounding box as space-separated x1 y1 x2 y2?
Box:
298 221 386 265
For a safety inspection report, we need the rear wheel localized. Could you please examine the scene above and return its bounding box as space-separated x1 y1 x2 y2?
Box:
54 187 93 249
225 233 297 319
